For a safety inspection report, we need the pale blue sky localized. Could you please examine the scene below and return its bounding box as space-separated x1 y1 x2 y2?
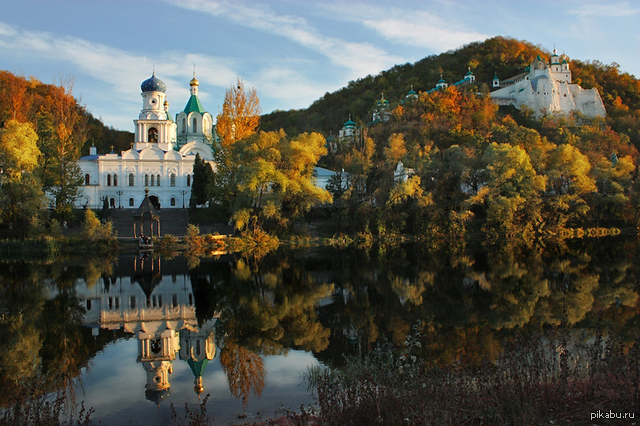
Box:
1 0 638 131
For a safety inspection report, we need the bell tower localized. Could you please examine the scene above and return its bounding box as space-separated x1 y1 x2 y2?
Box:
133 73 177 151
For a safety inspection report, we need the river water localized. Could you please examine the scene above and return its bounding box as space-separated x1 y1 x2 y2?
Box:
0 237 638 424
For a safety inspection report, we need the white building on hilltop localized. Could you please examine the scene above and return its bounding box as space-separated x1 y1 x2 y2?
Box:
490 49 606 118
77 73 216 209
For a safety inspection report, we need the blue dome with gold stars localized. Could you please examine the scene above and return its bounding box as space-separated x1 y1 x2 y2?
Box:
141 73 166 93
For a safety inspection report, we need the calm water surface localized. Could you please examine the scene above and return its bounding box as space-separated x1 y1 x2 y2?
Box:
1 237 638 424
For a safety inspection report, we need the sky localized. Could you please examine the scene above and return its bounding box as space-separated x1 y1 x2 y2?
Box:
1 0 638 132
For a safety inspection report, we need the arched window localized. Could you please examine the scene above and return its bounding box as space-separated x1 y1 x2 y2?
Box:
148 127 158 143
113 174 118 186
193 117 197 133
85 174 90 185
170 173 176 186
171 198 176 207
187 174 191 187
129 198 134 207
145 174 149 186
150 175 155 186
156 174 161 186
182 118 186 133
128 173 134 186
107 174 111 186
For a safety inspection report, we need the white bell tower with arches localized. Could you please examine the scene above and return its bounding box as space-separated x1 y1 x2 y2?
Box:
134 73 177 151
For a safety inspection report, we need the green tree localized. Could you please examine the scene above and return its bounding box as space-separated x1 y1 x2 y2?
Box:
82 209 115 242
591 155 634 226
190 153 214 208
480 143 546 238
543 144 596 229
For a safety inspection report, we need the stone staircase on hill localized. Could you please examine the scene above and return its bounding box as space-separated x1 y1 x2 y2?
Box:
109 208 189 238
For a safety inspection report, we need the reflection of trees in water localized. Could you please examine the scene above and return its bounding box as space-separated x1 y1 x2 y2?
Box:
0 257 118 410
310 239 640 368
0 263 45 398
189 250 333 407
1 238 638 412
219 342 265 411
195 252 333 356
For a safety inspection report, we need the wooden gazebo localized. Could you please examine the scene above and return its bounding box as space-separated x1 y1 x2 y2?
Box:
133 189 160 237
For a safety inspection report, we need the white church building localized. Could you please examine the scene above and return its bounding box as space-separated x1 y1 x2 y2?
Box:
77 73 216 209
490 48 606 118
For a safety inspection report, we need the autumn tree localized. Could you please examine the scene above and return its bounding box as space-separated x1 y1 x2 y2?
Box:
332 130 376 232
0 71 34 125
38 80 86 218
0 120 43 237
231 130 331 233
279 132 332 223
479 143 546 238
591 154 635 226
542 144 596 229
212 78 261 214
216 77 261 148
0 120 40 177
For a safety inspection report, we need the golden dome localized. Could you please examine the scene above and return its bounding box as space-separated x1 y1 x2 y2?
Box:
190 77 199 87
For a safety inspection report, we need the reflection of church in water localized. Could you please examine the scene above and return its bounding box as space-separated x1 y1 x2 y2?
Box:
76 256 218 404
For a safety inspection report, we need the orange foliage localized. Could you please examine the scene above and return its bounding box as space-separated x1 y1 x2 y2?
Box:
219 342 265 409
216 77 261 149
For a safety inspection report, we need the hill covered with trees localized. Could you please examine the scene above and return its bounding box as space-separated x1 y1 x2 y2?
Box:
0 71 134 157
260 36 640 148
0 71 133 236
257 37 640 241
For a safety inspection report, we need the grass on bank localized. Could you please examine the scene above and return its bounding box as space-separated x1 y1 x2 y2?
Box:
306 325 639 426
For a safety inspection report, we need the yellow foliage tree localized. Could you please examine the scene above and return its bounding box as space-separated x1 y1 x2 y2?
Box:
0 120 43 237
232 130 331 232
216 77 261 149
0 119 40 180
384 133 407 166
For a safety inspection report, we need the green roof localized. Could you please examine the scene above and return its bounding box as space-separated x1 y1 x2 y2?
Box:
183 95 206 114
187 358 209 378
